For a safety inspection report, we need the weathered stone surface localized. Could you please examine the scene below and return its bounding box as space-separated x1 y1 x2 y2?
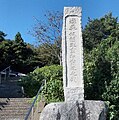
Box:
40 100 107 120
62 7 84 102
84 101 107 120
65 87 84 102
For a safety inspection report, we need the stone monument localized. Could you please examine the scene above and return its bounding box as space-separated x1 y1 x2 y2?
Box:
62 7 84 102
40 7 107 120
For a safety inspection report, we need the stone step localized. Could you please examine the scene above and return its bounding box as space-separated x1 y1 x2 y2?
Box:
0 110 29 115
0 104 30 107
0 100 31 108
0 98 31 102
3 101 31 105
0 114 26 120
0 110 28 115
0 99 31 107
0 98 32 120
0 110 31 120
0 101 30 105
0 117 25 120
0 106 29 111
0 98 46 120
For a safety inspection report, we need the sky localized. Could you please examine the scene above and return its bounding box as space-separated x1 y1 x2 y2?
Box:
0 0 119 44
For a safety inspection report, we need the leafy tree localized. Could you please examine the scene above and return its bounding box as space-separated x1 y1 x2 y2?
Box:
11 32 30 72
0 31 40 73
84 13 119 119
0 31 6 42
0 31 13 70
20 43 40 73
35 43 60 65
30 11 63 65
83 13 118 51
0 39 13 70
102 40 119 119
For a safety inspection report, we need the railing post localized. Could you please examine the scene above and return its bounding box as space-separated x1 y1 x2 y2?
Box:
21 86 25 97
36 101 40 120
24 80 45 120
31 107 34 120
4 69 7 81
0 73 1 84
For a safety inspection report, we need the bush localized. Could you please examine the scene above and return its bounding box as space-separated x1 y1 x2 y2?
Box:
84 39 119 119
20 65 64 103
102 79 119 120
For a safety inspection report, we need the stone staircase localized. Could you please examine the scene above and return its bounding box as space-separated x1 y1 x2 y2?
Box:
0 76 31 120
0 76 46 120
0 98 31 120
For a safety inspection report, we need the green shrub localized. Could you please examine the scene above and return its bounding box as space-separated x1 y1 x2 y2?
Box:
84 39 119 119
102 79 119 119
20 65 64 103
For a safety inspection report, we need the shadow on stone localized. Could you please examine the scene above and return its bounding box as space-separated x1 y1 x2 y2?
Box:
56 109 61 120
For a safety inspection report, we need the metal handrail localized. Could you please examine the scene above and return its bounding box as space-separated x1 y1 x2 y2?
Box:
0 66 11 83
0 66 10 72
24 79 46 120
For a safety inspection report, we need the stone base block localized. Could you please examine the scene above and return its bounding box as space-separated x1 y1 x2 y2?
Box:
65 87 84 102
40 100 107 120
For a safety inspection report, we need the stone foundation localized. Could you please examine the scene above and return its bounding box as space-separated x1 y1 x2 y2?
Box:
65 87 84 102
40 100 107 120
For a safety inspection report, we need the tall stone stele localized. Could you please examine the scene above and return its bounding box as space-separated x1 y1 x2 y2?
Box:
40 7 107 120
62 7 84 102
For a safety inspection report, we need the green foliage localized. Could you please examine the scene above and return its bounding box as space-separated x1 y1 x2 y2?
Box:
84 13 119 119
84 39 119 119
83 13 118 51
20 72 43 97
0 39 13 69
84 39 112 100
0 31 37 73
0 31 6 42
102 40 119 119
35 43 60 66
11 32 29 72
41 78 64 103
21 65 64 103
103 79 119 119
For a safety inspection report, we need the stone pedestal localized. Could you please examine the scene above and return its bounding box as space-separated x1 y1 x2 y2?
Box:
40 100 107 120
65 87 84 102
